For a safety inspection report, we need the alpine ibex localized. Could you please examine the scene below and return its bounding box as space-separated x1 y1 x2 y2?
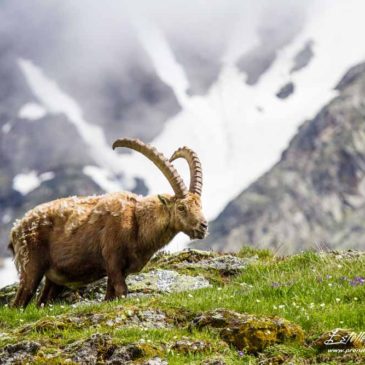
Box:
9 139 207 308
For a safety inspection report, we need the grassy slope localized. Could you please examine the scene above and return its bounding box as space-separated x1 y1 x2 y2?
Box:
0 248 364 364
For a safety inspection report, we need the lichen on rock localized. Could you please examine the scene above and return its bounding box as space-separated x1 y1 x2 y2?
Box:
20 307 173 335
191 309 304 353
61 333 159 364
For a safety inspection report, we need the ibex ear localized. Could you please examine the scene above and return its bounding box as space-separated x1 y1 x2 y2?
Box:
158 194 171 207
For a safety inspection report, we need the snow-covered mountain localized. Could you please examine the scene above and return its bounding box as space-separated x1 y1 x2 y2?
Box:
1 0 365 274
196 61 365 253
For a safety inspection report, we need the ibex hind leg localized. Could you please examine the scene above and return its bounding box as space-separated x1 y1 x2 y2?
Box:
12 256 47 308
37 277 65 307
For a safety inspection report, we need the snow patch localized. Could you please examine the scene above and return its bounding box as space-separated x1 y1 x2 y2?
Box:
83 165 121 193
13 170 55 195
13 171 41 195
18 102 47 120
0 258 18 288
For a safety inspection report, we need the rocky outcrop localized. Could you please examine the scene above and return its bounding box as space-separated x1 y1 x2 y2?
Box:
0 267 212 306
198 62 365 253
151 249 254 276
190 309 304 353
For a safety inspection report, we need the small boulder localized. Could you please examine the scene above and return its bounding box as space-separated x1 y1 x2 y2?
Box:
64 333 115 364
106 344 144 364
127 269 211 294
191 309 304 353
0 284 18 305
177 255 253 275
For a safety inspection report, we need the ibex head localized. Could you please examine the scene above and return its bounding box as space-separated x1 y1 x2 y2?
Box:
112 139 208 240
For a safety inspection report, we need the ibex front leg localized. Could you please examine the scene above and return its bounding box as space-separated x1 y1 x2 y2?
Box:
104 254 128 301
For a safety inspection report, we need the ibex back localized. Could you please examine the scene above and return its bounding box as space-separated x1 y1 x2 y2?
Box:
9 139 208 308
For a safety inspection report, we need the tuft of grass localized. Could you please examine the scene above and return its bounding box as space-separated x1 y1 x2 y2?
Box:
237 246 274 260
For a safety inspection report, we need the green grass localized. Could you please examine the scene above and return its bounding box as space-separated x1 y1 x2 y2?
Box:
0 248 364 364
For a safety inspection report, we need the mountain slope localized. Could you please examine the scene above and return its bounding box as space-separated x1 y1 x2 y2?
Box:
197 63 365 253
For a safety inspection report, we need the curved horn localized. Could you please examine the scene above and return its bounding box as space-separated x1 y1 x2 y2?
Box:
169 146 202 196
112 138 188 198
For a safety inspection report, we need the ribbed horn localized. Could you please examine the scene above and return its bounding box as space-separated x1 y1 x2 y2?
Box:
169 146 202 196
112 138 188 198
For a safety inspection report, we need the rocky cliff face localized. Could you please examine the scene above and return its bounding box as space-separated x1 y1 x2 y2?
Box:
198 63 365 253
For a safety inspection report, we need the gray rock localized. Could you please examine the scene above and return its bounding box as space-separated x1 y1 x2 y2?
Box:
106 344 144 364
107 309 172 329
64 333 115 364
128 269 211 294
276 82 295 99
0 341 40 365
176 255 253 275
335 62 365 91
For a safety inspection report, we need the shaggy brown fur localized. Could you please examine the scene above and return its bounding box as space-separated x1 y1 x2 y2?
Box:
10 161 207 308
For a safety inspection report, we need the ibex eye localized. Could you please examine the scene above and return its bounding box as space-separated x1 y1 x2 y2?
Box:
178 205 185 212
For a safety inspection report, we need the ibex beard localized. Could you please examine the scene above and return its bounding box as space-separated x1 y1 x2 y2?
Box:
9 139 208 308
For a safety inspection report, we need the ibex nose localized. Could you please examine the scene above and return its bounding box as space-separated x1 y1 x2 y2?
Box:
200 221 208 230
